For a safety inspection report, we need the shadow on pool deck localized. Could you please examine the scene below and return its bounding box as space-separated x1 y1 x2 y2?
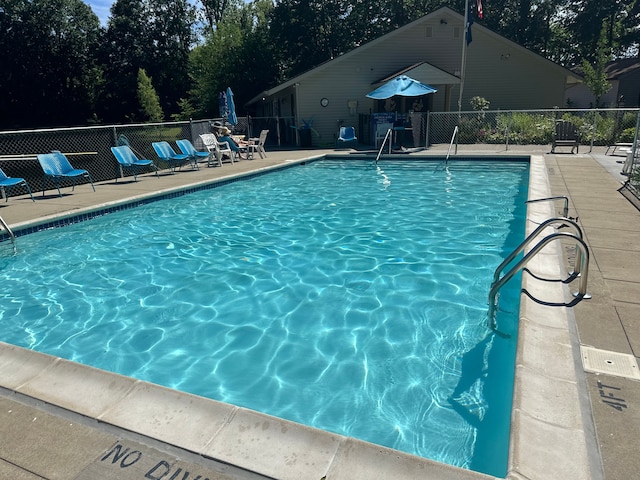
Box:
1 145 639 480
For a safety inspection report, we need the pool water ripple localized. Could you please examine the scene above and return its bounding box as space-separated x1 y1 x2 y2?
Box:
0 160 528 477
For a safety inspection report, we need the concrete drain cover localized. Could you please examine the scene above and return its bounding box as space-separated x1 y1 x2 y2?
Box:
581 346 640 379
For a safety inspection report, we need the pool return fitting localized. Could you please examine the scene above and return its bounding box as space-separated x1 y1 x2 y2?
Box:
487 215 591 332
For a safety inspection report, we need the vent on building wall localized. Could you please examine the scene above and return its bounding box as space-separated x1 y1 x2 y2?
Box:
425 26 433 38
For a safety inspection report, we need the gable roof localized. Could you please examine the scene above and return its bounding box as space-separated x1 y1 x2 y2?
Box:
372 62 460 86
605 58 640 79
247 6 581 105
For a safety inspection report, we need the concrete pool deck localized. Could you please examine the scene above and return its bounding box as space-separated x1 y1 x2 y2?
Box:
0 146 638 479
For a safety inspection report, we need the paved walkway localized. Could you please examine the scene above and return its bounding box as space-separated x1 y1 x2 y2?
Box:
1 147 639 479
547 152 640 480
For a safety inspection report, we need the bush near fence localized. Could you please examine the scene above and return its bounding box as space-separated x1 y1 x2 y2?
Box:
428 109 639 148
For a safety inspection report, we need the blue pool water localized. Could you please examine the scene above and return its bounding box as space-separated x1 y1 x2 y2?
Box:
0 159 528 477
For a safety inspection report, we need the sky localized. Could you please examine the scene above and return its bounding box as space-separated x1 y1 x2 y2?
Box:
84 0 113 26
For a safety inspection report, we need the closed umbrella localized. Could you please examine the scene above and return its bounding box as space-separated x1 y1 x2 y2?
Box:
219 91 228 118
226 87 238 126
366 75 437 99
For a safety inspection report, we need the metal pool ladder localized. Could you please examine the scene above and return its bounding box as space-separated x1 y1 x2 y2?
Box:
0 214 16 254
487 216 591 331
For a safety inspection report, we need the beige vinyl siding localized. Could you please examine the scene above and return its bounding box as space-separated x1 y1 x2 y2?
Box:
295 19 464 145
251 7 579 145
463 32 566 109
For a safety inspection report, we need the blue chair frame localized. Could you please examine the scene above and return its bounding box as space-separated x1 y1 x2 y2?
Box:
152 141 195 173
176 139 210 168
37 151 95 197
0 167 35 202
111 146 159 182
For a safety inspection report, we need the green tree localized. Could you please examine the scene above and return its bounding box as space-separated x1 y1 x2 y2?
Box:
269 0 353 77
97 0 150 122
581 28 612 108
188 0 280 118
565 0 634 64
199 0 238 30
98 0 196 123
146 0 197 117
0 0 102 128
137 69 164 122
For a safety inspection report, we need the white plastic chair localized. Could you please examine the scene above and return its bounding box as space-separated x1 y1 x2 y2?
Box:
375 123 393 148
247 130 268 159
200 133 234 166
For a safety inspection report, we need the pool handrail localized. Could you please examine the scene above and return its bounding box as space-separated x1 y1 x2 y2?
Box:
446 125 458 161
374 128 393 164
488 230 591 331
0 214 16 254
492 217 584 284
525 196 570 219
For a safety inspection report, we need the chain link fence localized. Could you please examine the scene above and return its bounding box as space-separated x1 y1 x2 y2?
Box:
427 108 639 150
0 110 639 197
0 116 299 198
0 121 193 195
427 108 640 194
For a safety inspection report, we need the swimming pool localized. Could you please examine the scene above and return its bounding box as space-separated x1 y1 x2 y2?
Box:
0 159 528 477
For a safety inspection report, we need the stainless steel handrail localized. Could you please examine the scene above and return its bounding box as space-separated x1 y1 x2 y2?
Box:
374 129 393 164
525 196 570 218
493 217 583 283
446 125 459 160
0 214 16 254
488 232 590 331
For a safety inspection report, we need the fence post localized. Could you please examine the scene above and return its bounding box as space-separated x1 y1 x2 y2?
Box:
425 112 431 148
505 112 512 151
632 110 640 168
589 111 598 153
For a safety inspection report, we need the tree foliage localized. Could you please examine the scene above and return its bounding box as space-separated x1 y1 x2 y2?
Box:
1 0 639 129
137 69 164 122
581 27 613 108
0 0 102 128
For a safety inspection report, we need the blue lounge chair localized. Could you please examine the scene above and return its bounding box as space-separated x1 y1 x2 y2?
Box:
176 139 210 168
37 151 95 197
111 145 159 182
151 141 195 173
337 126 357 147
0 167 35 202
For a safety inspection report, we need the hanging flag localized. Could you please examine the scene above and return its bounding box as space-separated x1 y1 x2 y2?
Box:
477 0 483 19
466 1 473 45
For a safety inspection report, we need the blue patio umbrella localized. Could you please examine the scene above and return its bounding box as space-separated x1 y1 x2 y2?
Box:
226 87 238 126
366 75 437 99
219 91 228 118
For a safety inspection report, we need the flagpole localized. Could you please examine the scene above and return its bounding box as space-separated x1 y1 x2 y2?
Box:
455 0 470 154
458 0 469 121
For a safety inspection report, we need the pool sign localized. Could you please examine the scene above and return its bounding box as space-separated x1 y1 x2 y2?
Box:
86 441 216 480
